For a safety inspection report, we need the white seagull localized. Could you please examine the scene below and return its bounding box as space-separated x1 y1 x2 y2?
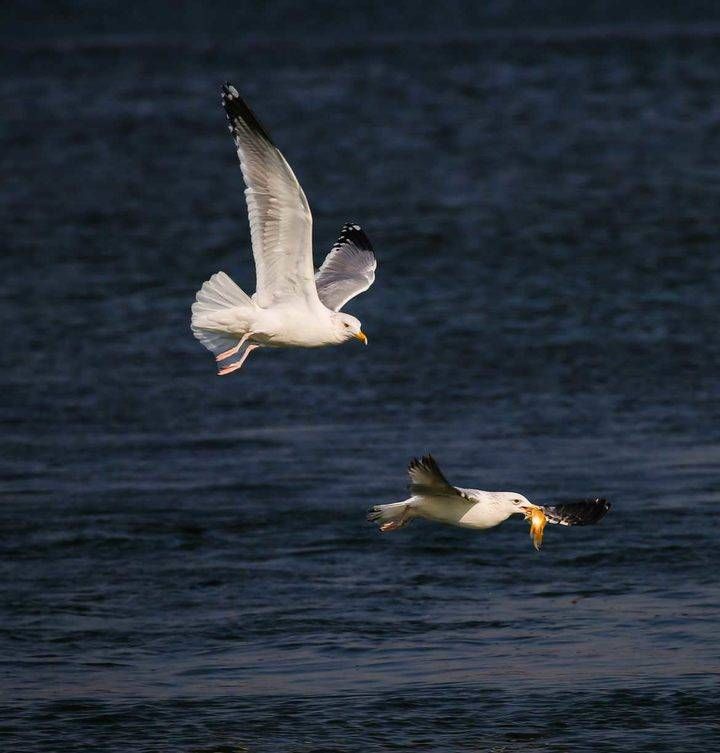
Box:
191 84 377 375
368 455 610 550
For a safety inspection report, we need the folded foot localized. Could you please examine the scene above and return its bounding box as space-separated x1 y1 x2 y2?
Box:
378 506 411 532
216 332 253 362
217 344 260 376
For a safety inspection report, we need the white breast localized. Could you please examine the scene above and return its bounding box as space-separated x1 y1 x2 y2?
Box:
456 501 510 529
253 301 335 347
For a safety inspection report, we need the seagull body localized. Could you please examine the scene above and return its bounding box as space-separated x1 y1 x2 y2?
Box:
191 84 376 375
198 290 344 349
368 456 610 550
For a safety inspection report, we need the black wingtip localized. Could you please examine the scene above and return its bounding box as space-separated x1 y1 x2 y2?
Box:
569 497 611 525
220 83 275 145
408 454 433 470
538 496 611 527
408 454 441 476
221 82 238 100
334 222 375 256
593 497 611 515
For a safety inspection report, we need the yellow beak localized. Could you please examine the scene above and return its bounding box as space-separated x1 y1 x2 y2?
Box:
355 331 368 345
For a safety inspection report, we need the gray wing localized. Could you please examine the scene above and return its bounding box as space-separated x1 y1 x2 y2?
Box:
315 223 377 311
407 455 471 501
222 84 318 307
540 498 611 526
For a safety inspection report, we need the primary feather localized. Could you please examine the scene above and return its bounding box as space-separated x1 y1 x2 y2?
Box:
315 223 377 311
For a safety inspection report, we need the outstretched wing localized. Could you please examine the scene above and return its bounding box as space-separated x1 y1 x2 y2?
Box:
315 223 377 311
540 498 611 526
407 455 470 500
222 84 317 307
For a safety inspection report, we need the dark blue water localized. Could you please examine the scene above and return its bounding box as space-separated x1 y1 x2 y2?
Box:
2 7 720 752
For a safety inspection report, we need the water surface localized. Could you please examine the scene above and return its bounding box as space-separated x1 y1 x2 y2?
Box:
1 13 719 752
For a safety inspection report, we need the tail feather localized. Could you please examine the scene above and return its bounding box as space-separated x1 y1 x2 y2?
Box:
192 271 253 314
193 329 238 356
191 272 254 356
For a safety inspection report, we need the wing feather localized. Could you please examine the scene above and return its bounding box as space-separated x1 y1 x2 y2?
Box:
221 84 317 307
540 498 611 526
407 455 470 500
315 223 376 311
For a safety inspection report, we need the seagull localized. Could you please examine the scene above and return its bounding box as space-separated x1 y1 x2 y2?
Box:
191 84 377 375
368 455 610 550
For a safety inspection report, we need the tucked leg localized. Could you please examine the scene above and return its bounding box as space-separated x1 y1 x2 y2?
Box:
379 505 411 532
216 332 254 362
217 344 260 376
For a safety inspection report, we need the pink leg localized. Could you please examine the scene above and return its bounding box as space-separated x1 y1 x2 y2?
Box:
379 507 410 533
217 344 260 376
216 332 253 362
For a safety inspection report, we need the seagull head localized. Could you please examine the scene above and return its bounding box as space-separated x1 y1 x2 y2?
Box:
332 312 368 345
504 494 533 514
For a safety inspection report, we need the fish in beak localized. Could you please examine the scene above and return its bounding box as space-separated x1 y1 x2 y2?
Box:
525 507 547 551
355 331 368 345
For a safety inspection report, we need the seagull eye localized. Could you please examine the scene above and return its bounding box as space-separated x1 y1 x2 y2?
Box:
344 323 349 328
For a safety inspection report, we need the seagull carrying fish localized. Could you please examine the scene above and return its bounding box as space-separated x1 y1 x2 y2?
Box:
191 84 377 375
368 455 610 550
